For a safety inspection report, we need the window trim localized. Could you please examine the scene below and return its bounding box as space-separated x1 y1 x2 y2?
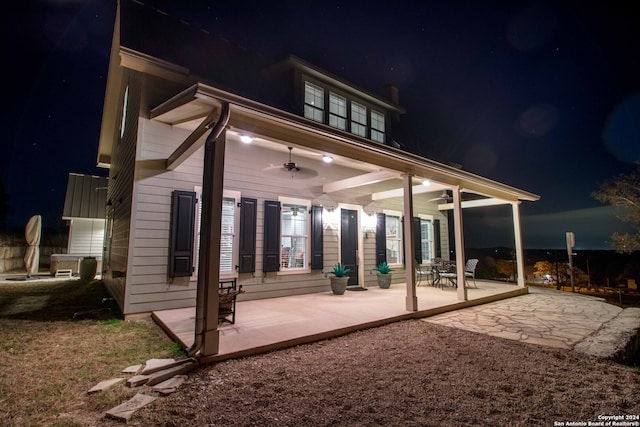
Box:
329 91 347 130
278 196 311 275
370 108 385 143
383 209 403 267
304 81 324 123
417 214 434 265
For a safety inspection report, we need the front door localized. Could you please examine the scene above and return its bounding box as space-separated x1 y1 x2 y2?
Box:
340 208 358 286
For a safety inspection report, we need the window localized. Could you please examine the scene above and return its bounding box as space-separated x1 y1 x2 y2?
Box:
193 188 240 278
419 217 433 263
302 80 388 143
304 82 324 123
385 212 402 265
329 92 346 130
370 109 385 143
280 198 310 271
351 101 367 137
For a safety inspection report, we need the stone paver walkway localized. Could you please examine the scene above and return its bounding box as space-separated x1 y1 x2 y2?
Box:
424 286 638 356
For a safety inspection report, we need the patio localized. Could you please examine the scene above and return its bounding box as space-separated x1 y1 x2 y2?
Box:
152 280 526 363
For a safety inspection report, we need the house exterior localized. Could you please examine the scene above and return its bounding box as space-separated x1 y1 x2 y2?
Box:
97 1 538 354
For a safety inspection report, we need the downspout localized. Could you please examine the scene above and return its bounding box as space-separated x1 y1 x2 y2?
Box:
187 102 230 357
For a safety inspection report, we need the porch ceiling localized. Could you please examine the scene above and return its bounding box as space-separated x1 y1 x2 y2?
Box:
149 83 540 205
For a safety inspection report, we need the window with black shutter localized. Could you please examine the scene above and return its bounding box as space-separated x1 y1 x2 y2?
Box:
169 190 196 277
375 212 386 266
311 205 323 269
413 216 422 264
263 200 281 272
434 219 442 258
238 197 257 273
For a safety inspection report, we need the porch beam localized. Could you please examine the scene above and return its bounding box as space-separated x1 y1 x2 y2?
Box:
322 170 399 194
166 108 218 170
437 197 508 211
452 186 468 301
512 202 526 287
402 174 418 311
371 184 442 201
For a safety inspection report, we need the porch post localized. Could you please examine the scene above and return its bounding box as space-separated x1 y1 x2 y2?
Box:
402 174 417 311
511 201 526 287
452 186 467 301
200 129 226 356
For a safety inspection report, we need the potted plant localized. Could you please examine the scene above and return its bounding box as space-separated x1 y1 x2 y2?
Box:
375 261 393 289
329 263 350 295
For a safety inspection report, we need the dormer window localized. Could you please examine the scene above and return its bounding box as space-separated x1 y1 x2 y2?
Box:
329 92 347 130
351 101 367 138
304 82 324 123
370 109 385 143
303 80 387 144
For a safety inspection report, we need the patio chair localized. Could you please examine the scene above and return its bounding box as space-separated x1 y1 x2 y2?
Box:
416 265 434 286
464 259 479 288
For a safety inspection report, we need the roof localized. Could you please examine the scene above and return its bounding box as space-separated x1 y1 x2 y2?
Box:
117 0 400 114
62 173 108 220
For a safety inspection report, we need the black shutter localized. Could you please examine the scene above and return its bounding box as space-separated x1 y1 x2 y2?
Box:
311 205 323 270
434 219 442 258
238 197 257 273
263 200 281 272
375 213 386 266
168 190 196 277
413 217 422 264
401 216 406 266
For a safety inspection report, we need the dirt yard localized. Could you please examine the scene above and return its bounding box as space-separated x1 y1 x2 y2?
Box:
118 320 639 427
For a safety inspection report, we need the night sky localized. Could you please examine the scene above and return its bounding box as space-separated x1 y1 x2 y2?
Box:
2 1 638 250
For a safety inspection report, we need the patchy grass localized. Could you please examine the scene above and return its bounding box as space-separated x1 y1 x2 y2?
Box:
0 279 183 426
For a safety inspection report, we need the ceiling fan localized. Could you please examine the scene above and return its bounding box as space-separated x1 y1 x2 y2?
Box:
283 146 300 171
428 191 452 203
261 146 318 178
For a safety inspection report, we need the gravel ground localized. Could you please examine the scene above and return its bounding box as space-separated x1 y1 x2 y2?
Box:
117 320 640 427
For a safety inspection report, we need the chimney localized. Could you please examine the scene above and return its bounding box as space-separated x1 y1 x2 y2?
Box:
383 84 400 106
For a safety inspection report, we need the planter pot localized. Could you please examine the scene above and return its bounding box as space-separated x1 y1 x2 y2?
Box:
79 257 97 281
330 276 349 295
376 272 392 289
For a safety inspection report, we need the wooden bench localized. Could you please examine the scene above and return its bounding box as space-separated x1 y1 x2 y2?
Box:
218 279 243 325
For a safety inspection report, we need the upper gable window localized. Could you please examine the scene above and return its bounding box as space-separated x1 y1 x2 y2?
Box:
304 82 324 123
351 101 367 138
303 80 387 143
370 109 385 143
329 92 346 130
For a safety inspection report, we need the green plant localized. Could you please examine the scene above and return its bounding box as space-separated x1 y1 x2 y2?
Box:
331 263 350 277
376 261 393 274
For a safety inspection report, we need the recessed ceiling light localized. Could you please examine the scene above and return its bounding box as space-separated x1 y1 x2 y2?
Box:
240 135 253 143
422 180 431 186
322 155 333 163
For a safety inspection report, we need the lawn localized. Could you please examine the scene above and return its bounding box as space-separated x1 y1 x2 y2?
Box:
0 278 183 426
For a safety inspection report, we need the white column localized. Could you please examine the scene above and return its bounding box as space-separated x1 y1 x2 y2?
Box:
512 201 526 288
452 186 467 301
402 174 417 311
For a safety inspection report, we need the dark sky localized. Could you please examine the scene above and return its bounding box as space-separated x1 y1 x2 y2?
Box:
2 0 639 250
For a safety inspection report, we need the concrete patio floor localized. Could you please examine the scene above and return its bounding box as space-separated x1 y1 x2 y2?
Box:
152 280 527 362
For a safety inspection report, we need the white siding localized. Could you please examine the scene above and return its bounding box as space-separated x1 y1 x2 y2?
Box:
68 218 105 255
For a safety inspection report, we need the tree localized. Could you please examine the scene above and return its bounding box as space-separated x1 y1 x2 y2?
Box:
592 166 640 253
